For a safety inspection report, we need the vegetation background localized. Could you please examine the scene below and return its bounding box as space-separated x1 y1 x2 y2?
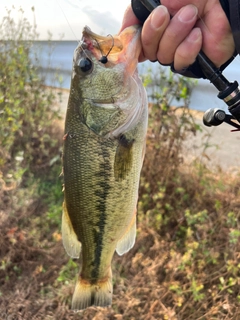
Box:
0 7 239 320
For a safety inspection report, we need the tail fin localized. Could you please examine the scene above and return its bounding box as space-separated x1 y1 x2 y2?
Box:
71 269 112 311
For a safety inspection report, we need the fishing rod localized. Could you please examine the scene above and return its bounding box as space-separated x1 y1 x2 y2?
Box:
131 0 240 131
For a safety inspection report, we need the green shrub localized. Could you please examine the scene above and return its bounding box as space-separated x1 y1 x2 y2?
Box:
0 7 62 181
139 66 198 223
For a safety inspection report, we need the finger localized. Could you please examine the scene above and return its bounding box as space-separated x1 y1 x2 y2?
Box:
141 5 170 62
157 4 198 65
119 5 140 33
119 5 145 61
161 0 205 16
173 28 202 71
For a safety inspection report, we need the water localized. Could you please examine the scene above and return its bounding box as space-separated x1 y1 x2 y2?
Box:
32 40 240 112
32 40 76 89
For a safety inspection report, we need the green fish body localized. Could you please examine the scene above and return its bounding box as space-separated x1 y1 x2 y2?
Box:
62 25 148 310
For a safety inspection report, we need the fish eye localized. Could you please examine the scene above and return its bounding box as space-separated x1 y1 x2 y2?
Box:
78 57 93 73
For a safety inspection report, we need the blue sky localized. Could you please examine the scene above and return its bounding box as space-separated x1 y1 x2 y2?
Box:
0 0 130 39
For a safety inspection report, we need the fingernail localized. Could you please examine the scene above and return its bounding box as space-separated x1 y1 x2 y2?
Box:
187 28 201 43
178 5 198 23
151 5 168 30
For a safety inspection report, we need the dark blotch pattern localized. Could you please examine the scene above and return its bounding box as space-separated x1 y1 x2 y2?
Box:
91 149 112 280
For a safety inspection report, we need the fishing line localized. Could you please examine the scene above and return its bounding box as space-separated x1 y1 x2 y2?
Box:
56 0 80 43
197 14 239 63
95 34 114 64
56 0 93 61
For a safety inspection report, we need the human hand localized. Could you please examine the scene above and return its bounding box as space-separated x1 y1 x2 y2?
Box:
120 1 235 72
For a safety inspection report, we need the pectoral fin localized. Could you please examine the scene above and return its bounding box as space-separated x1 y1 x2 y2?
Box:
114 134 134 181
116 211 136 256
62 201 81 259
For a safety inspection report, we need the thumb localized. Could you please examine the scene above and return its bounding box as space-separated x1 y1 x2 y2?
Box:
119 5 141 33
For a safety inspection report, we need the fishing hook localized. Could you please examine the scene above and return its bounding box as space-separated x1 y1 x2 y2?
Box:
95 34 114 64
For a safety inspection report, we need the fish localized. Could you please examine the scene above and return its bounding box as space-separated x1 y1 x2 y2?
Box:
62 24 148 311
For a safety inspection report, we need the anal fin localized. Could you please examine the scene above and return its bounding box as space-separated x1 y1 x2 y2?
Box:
116 211 136 256
62 201 81 259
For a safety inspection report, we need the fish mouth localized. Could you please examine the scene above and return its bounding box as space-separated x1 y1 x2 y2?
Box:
82 26 123 54
81 25 142 68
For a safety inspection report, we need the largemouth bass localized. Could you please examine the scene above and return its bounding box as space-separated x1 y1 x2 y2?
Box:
62 25 148 311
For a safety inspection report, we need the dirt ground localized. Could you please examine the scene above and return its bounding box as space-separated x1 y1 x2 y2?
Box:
184 117 240 172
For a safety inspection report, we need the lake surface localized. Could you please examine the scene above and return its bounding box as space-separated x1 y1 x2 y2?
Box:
32 40 240 112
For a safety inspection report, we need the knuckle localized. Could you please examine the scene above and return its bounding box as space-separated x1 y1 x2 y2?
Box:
157 52 173 65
